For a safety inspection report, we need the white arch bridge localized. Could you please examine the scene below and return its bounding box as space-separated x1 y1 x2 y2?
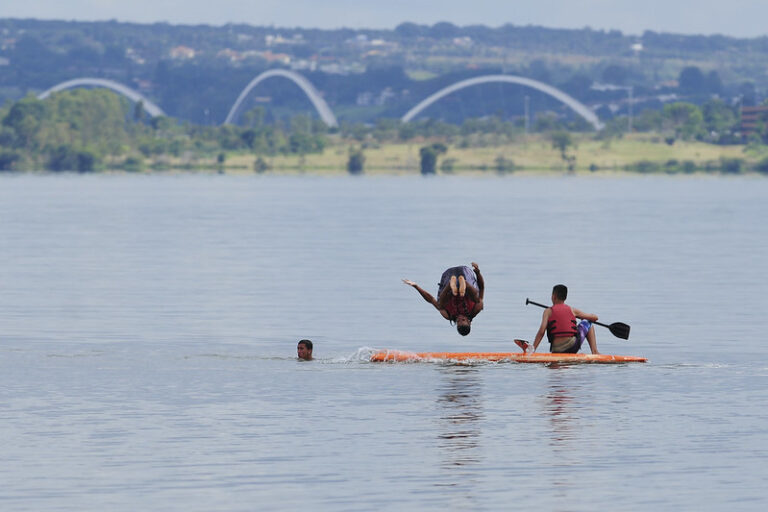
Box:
38 78 166 117
402 75 603 130
224 69 338 127
38 72 602 130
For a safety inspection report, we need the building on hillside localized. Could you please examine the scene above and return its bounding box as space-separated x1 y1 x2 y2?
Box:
356 88 396 106
740 105 768 137
261 51 291 65
265 34 304 46
453 37 473 47
217 48 242 63
376 87 396 106
133 79 153 92
169 46 196 60
126 48 145 65
291 59 318 72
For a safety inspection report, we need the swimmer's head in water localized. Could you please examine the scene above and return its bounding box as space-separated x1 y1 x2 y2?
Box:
297 339 313 360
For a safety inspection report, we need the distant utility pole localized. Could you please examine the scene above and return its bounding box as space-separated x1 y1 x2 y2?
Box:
524 95 530 135
627 86 633 133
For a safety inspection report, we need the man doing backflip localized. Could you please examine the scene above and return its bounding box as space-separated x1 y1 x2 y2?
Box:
403 262 484 336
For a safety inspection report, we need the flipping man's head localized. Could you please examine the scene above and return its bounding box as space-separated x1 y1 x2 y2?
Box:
456 315 471 336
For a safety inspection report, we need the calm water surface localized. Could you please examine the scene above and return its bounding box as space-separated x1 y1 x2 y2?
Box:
0 173 767 510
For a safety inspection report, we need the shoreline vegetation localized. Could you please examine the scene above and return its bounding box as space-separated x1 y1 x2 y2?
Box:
7 137 768 176
7 133 768 176
81 134 768 174
2 89 768 176
173 134 768 175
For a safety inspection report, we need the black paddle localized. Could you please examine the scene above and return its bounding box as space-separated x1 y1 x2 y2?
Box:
525 298 631 340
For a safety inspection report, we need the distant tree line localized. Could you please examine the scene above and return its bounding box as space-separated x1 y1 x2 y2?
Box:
2 87 768 173
0 90 328 171
602 98 755 145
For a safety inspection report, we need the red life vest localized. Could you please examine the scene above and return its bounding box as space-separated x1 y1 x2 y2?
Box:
444 296 476 320
547 303 577 342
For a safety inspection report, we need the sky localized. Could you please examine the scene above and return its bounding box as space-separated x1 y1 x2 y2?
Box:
2 0 768 38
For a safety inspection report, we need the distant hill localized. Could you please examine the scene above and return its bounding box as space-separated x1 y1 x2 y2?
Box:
1 18 766 124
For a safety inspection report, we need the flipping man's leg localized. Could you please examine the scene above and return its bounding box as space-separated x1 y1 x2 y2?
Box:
449 275 458 296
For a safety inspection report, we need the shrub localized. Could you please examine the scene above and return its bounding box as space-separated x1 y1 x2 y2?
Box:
347 149 365 174
419 143 447 175
440 158 457 172
254 157 270 173
47 145 97 172
494 156 515 173
719 157 743 174
123 156 143 172
755 157 768 174
0 151 20 171
630 160 660 173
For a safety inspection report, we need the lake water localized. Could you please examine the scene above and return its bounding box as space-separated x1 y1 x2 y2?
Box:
1 173 767 511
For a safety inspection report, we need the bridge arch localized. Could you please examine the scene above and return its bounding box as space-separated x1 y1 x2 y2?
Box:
38 78 166 117
225 69 337 127
402 74 603 130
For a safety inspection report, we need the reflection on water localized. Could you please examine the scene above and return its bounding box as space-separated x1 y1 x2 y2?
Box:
543 366 581 449
435 366 484 469
542 366 583 498
546 384 577 445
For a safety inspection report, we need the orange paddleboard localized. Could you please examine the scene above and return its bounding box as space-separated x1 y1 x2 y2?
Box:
370 350 646 364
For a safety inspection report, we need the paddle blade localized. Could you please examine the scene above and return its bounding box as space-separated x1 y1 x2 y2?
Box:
609 322 631 340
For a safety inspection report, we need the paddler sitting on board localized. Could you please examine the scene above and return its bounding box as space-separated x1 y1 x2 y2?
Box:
403 262 484 336
530 284 600 354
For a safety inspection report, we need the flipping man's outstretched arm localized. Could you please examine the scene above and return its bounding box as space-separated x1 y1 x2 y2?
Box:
403 279 450 319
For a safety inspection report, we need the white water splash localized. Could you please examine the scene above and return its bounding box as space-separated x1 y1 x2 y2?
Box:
332 346 381 363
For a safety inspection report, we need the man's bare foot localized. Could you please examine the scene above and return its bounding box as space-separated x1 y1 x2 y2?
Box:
449 275 458 296
458 275 466 297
